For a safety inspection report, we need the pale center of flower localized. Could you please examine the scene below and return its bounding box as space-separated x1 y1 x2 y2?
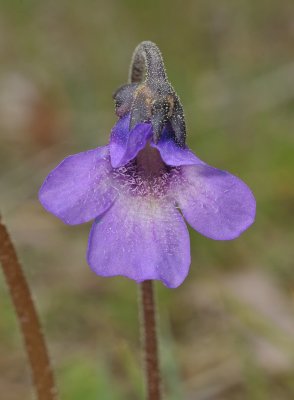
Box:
112 143 178 199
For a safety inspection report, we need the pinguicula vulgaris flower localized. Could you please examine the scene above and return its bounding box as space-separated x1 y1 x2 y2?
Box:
39 41 256 288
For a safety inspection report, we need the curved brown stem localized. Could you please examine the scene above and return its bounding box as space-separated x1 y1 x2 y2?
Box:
140 280 161 400
0 217 58 400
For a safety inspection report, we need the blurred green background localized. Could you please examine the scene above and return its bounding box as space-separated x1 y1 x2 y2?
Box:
0 0 293 399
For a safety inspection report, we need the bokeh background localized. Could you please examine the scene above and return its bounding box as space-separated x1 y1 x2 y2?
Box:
0 1 293 399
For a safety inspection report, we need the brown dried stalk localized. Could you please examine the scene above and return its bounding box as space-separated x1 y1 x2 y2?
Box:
140 280 161 400
0 217 57 400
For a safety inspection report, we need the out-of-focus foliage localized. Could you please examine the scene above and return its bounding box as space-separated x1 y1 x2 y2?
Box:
0 1 293 399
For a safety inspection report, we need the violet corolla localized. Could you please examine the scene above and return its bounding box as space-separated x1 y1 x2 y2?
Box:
39 42 256 288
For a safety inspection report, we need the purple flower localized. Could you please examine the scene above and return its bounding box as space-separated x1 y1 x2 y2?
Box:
39 112 255 288
39 41 256 288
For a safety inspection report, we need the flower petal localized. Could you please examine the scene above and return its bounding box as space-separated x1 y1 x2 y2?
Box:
39 146 117 225
110 113 152 168
87 197 191 288
174 164 256 240
152 124 203 166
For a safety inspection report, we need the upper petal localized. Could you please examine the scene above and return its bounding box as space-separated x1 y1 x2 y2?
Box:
151 124 203 166
39 146 117 225
110 113 152 168
174 164 256 240
87 196 191 288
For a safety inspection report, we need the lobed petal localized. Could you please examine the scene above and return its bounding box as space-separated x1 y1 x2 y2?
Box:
110 113 152 168
87 196 191 288
152 124 203 166
174 164 256 240
39 146 117 225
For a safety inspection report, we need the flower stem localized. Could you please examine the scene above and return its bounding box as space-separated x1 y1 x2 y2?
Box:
0 217 57 400
140 280 161 400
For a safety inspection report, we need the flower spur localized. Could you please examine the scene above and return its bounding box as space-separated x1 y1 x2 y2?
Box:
39 41 256 288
